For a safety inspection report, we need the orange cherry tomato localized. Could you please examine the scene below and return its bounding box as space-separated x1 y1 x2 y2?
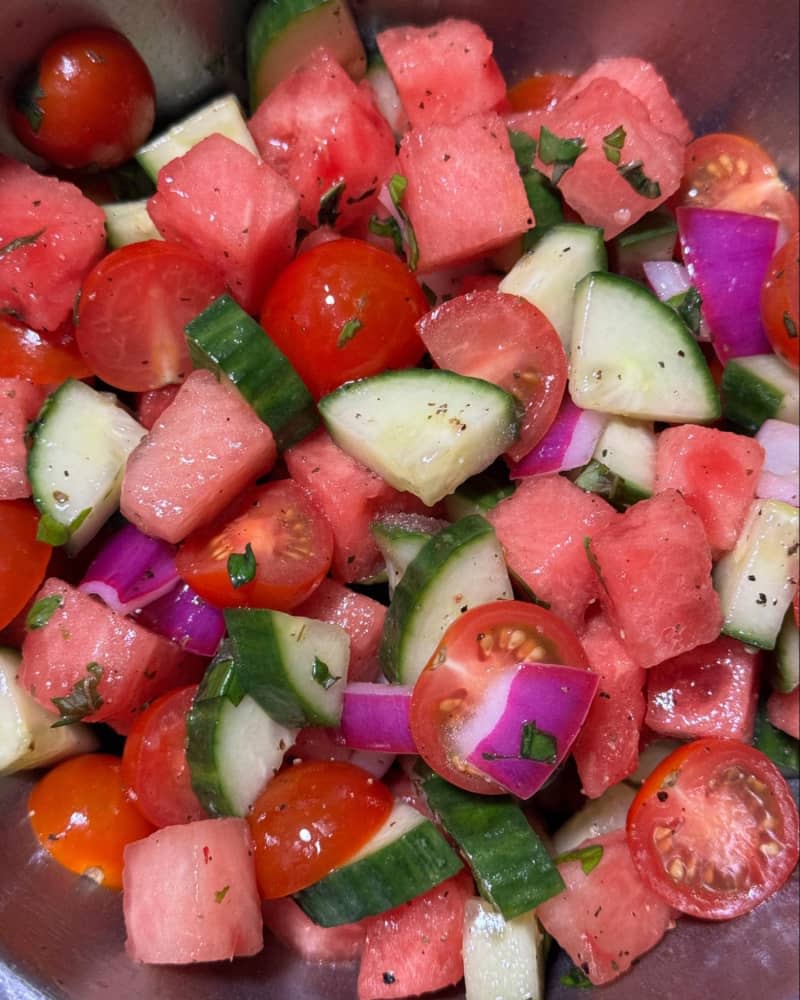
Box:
507 73 575 112
0 315 92 384
760 231 799 369
0 501 51 630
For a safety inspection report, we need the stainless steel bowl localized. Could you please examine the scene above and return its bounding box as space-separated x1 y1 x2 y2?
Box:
1 2 798 998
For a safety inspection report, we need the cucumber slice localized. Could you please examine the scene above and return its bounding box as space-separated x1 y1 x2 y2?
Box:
186 644 298 817
551 783 637 854
498 224 607 349
463 899 545 1000
365 55 407 139
248 0 366 110
380 515 513 684
624 739 683 787
186 294 319 451
713 499 799 649
224 608 349 727
319 369 519 506
721 354 800 434
610 207 677 280
443 466 516 522
371 513 447 595
28 379 146 554
136 94 257 181
422 772 564 919
574 416 656 508
103 200 162 248
774 610 799 693
294 801 463 926
569 271 720 423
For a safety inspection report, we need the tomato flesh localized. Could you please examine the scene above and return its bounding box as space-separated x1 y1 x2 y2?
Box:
507 73 575 111
0 500 51 630
0 315 92 383
761 231 799 369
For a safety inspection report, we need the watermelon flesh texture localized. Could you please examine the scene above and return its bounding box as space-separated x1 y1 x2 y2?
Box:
589 490 723 669
262 897 365 962
0 378 47 499
249 46 396 230
147 134 299 315
655 424 765 556
376 19 506 129
121 370 277 544
767 688 800 740
0 156 105 331
487 474 619 629
645 636 761 742
536 829 675 986
123 817 263 964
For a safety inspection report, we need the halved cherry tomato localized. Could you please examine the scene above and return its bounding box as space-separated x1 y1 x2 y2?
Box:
121 685 207 829
760 231 799 369
136 384 180 430
0 315 92 383
175 479 334 611
247 760 394 898
76 241 226 391
627 738 800 920
507 73 575 112
409 601 588 794
259 238 428 400
28 753 156 889
9 28 155 170
0 501 51 630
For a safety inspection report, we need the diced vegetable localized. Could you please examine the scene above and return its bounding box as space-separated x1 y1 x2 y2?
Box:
721 354 800 433
462 899 546 1000
79 522 178 615
339 684 416 754
371 514 449 596
510 395 607 478
135 582 225 658
755 419 799 506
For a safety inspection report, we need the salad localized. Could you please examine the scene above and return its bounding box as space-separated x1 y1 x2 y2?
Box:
0 2 798 998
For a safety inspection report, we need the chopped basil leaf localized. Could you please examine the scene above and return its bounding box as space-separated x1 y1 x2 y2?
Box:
14 73 45 133
35 507 92 546
388 173 408 206
575 460 624 506
368 215 404 257
560 965 593 989
0 229 46 260
538 126 585 184
214 885 230 903
400 213 419 271
618 160 661 199
318 180 346 227
311 656 340 690
602 125 626 164
784 312 798 339
376 175 418 269
337 317 363 348
603 145 621 165
421 282 438 307
667 285 703 336
508 128 537 173
227 543 257 589
51 662 104 727
519 721 557 763
553 843 604 875
26 594 63 630
583 536 607 591
522 170 565 250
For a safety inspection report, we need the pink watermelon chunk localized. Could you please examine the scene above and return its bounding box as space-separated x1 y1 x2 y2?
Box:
376 19 506 128
249 47 395 230
655 424 765 556
0 377 47 499
487 475 619 629
262 897 365 962
398 112 532 272
356 870 473 1000
767 688 800 740
121 370 277 544
0 156 105 331
572 612 646 798
147 134 299 315
589 490 723 669
123 817 263 964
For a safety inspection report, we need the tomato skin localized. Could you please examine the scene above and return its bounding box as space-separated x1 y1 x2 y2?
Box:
760 232 799 369
76 241 226 391
248 760 394 898
0 501 51 630
627 738 800 920
507 73 575 111
409 601 588 794
28 753 156 889
260 239 428 400
9 28 155 169
0 315 92 383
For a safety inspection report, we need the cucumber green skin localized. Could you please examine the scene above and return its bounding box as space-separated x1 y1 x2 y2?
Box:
294 820 463 926
422 773 565 919
754 705 799 778
444 467 516 521
186 295 319 451
773 611 800 693
721 361 783 434
573 459 650 510
248 0 327 100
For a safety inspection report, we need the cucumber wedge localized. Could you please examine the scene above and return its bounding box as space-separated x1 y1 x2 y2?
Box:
569 271 720 423
721 354 800 433
371 513 447 595
574 415 656 508
381 515 513 684
319 369 519 506
103 199 162 248
551 783 637 854
774 610 799 693
463 899 546 1000
443 466 516 522
610 207 677 280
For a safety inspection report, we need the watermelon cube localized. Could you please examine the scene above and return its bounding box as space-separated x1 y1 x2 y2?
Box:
589 490 723 669
262 897 365 962
645 636 761 741
0 378 47 499
487 475 619 629
147 134 299 315
397 113 532 272
377 19 506 128
767 688 800 740
655 424 765 555
249 47 395 230
123 818 263 964
121 370 277 544
0 156 105 331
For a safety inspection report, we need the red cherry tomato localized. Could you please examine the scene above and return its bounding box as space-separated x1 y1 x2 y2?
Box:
507 73 576 111
0 315 92 383
28 754 156 889
247 760 394 898
121 685 207 829
409 601 588 794
627 738 800 920
175 480 334 611
76 241 226 391
760 231 799 369
260 238 428 399
0 501 51 630
9 28 155 170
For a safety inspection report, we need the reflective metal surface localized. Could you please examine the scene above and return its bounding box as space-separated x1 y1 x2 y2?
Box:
1 1 798 997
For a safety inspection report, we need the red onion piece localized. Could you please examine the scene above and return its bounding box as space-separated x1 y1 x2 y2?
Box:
136 581 225 657
677 207 777 362
643 260 691 302
338 683 416 754
80 522 178 615
509 394 607 478
349 750 396 779
756 419 799 506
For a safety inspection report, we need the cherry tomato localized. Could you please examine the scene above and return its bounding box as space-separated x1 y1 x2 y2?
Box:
175 479 334 611
121 685 206 828
10 28 155 170
0 501 51 630
136 384 181 430
76 241 226 391
760 231 799 369
28 753 155 889
507 73 575 112
627 738 799 920
409 601 588 794
260 238 428 400
0 315 92 383
247 760 394 898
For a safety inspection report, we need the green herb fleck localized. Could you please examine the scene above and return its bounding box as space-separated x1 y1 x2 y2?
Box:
0 229 46 259
561 965 593 988
538 127 585 184
14 74 45 133
386 173 419 270
618 160 661 199
35 507 92 546
522 170 565 249
368 215 404 257
227 543 257 589
388 173 408 205
214 885 230 903
51 662 103 727
667 285 703 336
26 594 63 630
784 312 798 339
311 656 340 690
318 180 346 227
519 721 558 763
602 125 626 164
583 536 608 592
553 844 604 875
508 129 537 173
337 317 363 348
